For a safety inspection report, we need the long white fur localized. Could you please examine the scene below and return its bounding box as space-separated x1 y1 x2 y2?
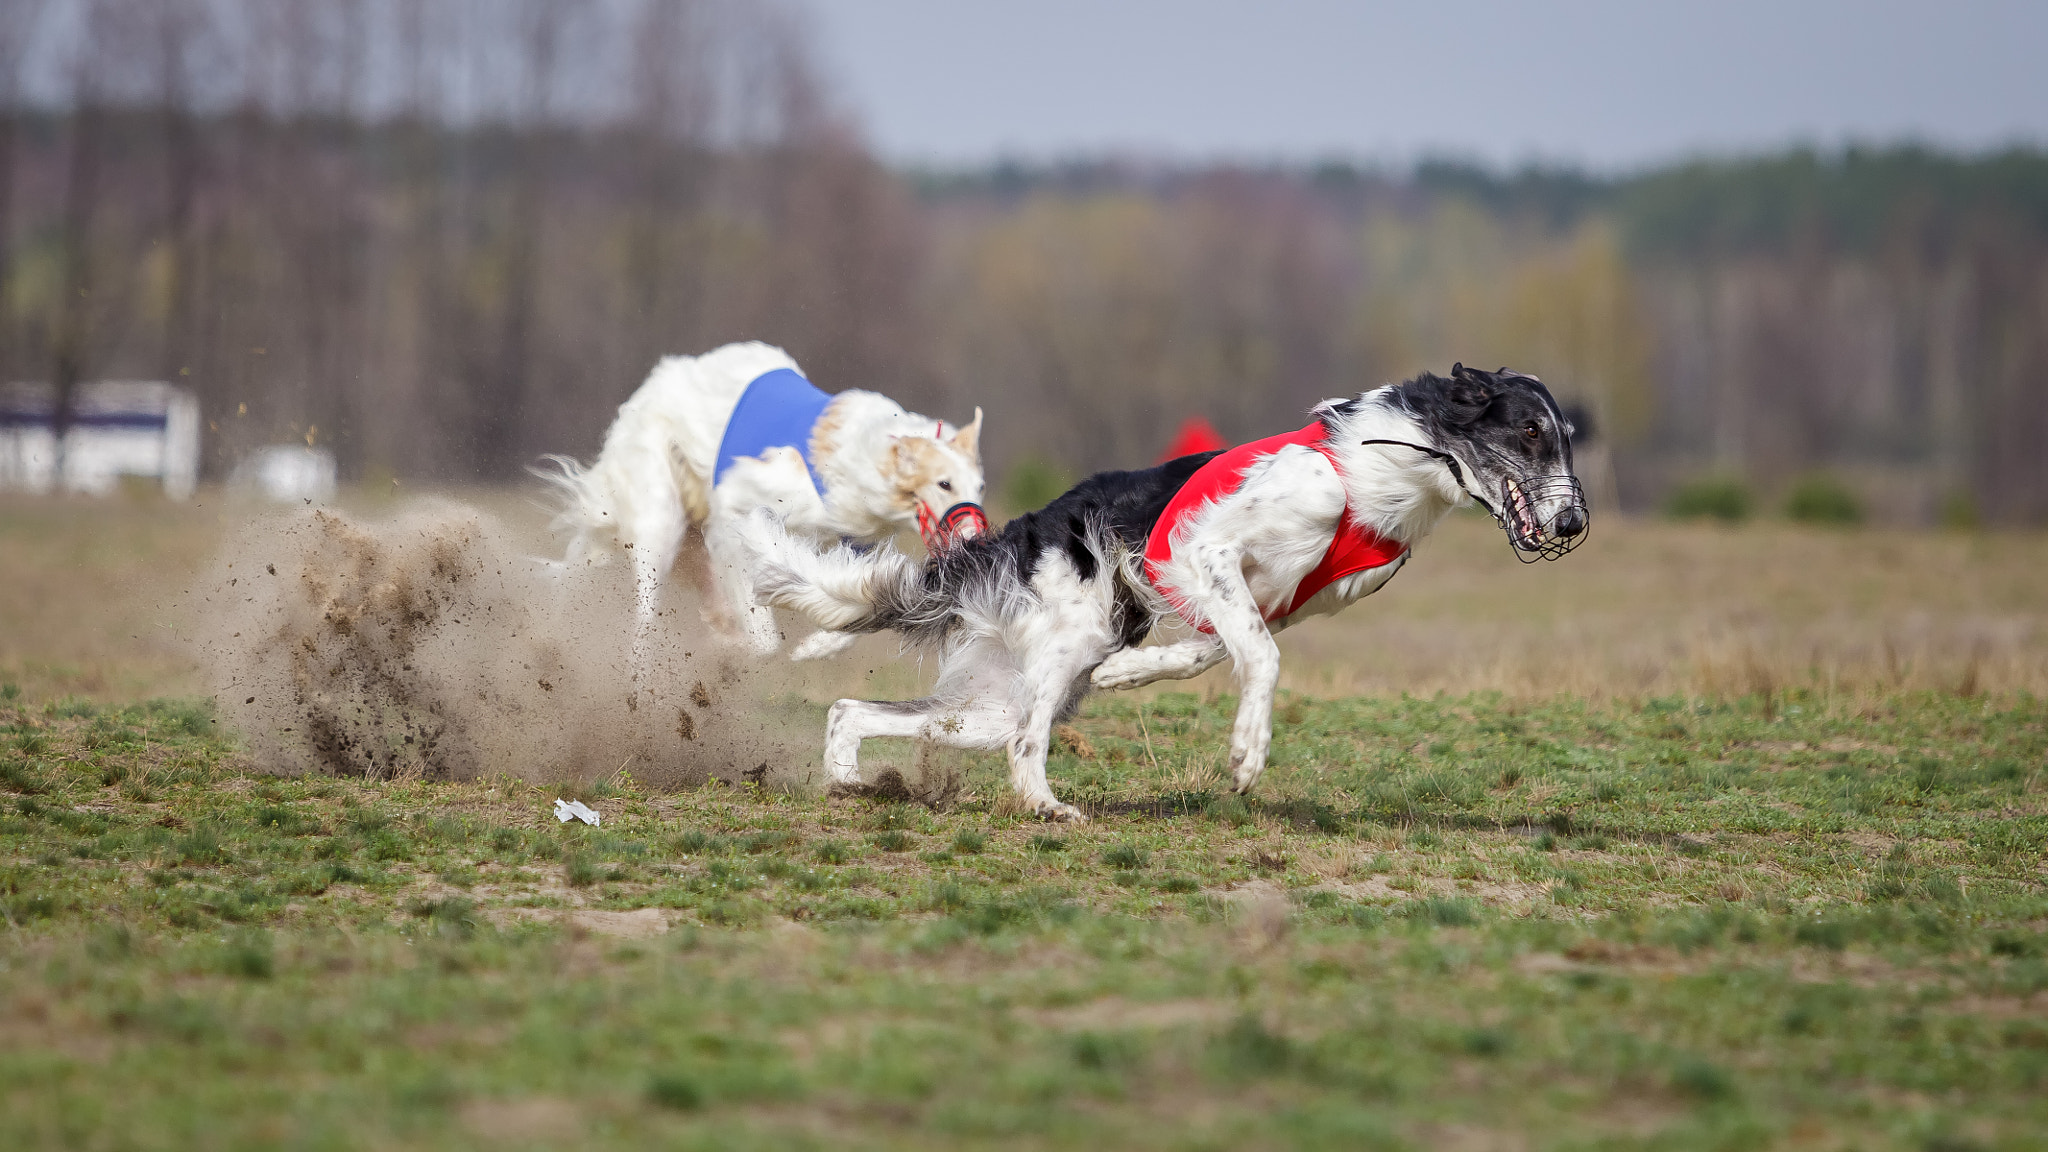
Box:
746 386 1544 819
537 341 985 660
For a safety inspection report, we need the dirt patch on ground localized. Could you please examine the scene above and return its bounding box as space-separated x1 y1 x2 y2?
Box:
1028 997 1235 1032
192 500 809 790
460 1097 581 1143
1306 875 1409 903
1404 1122 1534 1152
565 908 673 938
1307 873 1553 910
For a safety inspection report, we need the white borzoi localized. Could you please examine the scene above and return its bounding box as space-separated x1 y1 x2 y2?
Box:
740 366 1588 820
537 341 988 659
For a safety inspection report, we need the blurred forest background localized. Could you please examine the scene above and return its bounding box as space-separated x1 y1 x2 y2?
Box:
2 0 2045 522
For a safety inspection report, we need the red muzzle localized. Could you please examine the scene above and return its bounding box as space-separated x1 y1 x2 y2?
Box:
918 501 989 551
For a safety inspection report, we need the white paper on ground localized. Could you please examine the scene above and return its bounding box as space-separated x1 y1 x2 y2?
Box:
553 798 601 826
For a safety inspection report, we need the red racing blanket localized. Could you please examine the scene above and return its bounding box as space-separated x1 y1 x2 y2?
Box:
1144 422 1407 631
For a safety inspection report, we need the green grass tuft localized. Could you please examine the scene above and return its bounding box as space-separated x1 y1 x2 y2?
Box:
1670 1055 1737 1101
221 930 274 979
1408 896 1479 927
564 853 602 887
1100 843 1149 869
646 1073 705 1111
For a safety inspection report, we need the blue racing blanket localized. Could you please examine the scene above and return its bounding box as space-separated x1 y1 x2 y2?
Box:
713 368 833 493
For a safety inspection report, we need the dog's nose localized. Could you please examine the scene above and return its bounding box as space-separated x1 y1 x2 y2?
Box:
1552 507 1586 538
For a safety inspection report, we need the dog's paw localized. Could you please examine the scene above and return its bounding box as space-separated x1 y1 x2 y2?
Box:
1032 799 1088 823
1089 666 1147 691
710 625 782 659
791 630 857 662
1088 649 1155 690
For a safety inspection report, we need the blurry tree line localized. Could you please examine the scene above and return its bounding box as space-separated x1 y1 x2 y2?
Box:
925 151 2048 524
0 0 923 482
2 2 2045 522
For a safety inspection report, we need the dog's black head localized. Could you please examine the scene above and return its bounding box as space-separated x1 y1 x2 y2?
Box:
1390 364 1589 559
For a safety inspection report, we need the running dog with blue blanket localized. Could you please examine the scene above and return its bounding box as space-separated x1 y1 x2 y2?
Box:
538 342 988 660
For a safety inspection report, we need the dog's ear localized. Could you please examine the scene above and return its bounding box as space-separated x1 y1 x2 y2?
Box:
887 435 941 492
1445 365 1493 426
885 436 916 494
951 407 983 461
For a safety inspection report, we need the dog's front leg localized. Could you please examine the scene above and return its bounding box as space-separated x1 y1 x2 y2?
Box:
1187 546 1282 794
1090 636 1228 691
789 629 858 662
701 515 783 657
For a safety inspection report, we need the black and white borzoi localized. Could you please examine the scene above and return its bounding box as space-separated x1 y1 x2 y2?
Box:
740 366 1588 820
537 341 988 661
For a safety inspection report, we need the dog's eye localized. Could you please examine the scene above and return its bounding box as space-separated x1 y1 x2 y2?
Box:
937 480 953 492
1523 422 1541 440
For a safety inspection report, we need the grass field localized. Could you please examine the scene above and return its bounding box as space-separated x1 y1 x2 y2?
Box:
2 492 2046 1150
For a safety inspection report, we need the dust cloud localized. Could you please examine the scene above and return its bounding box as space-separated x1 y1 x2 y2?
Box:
191 499 811 790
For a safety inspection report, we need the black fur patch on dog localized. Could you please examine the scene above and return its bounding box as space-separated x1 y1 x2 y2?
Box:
1388 364 1574 479
886 449 1222 649
1005 449 1222 583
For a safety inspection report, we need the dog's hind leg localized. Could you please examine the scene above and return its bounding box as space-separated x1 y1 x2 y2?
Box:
1090 636 1227 691
1001 586 1122 821
823 696 1018 787
1003 669 1095 822
621 490 689 675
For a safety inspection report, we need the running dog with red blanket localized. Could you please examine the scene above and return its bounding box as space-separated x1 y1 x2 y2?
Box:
741 365 1588 820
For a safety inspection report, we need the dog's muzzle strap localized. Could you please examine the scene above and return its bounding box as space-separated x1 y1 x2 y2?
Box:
918 501 989 550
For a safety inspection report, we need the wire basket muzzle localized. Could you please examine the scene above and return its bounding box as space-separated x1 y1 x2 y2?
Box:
1499 473 1589 562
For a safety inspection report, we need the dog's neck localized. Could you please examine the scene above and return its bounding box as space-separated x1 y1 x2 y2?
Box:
1317 388 1467 546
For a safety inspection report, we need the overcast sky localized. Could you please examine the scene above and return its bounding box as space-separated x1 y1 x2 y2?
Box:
805 0 2048 172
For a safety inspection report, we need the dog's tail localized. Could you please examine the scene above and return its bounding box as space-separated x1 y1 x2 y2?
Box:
738 510 920 632
738 509 971 645
530 454 616 564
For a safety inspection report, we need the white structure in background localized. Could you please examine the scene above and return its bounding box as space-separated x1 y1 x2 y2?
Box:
0 381 201 500
229 444 337 503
